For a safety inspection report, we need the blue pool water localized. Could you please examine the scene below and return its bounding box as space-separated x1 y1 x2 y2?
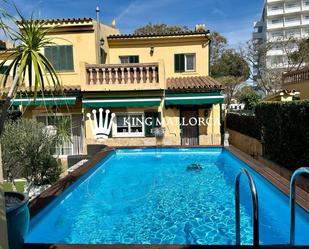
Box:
26 148 309 245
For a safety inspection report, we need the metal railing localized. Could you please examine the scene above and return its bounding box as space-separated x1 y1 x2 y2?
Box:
289 167 309 245
235 168 259 246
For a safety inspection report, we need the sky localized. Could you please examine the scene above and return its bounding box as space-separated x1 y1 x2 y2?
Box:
10 0 264 48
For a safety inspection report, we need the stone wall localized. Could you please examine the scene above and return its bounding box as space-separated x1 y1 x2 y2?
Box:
227 129 263 157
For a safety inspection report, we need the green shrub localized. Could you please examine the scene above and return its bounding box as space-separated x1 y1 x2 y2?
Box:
226 112 261 140
1 118 62 187
255 101 309 171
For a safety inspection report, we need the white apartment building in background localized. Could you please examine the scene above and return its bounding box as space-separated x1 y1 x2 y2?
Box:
253 0 309 70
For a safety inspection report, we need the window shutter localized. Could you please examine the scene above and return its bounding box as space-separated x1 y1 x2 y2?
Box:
130 56 139 63
59 46 66 70
145 112 161 137
65 46 74 70
44 45 73 71
174 54 185 73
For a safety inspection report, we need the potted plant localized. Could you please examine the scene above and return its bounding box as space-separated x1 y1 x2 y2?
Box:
5 192 30 249
2 119 62 249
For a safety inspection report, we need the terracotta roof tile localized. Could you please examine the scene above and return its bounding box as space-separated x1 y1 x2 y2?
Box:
6 85 81 95
17 18 93 25
167 76 222 91
108 30 209 39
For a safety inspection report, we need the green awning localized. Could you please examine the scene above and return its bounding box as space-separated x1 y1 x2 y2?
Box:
82 97 162 108
11 96 77 106
165 92 224 106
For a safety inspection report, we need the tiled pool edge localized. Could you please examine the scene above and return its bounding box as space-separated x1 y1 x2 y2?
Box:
226 146 309 213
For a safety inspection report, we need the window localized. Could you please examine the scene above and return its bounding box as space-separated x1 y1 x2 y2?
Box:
286 3 297 8
174 53 196 73
270 56 283 66
303 29 309 36
305 1 309 6
270 4 283 10
44 45 74 72
305 15 309 20
0 65 9 74
285 29 300 37
271 31 284 39
271 19 283 24
113 113 144 137
285 16 298 22
119 55 139 64
36 115 73 155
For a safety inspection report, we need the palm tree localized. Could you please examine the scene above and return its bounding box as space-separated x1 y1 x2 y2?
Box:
0 12 61 132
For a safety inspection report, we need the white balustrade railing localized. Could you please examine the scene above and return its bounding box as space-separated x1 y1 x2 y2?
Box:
86 63 159 85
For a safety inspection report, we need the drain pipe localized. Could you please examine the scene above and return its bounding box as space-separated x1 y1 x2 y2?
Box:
96 5 101 64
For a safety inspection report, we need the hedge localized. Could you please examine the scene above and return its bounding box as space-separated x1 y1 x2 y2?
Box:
255 101 309 171
226 112 261 140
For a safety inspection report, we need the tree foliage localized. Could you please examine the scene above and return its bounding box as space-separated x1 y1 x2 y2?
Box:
236 86 261 110
211 49 250 105
1 119 61 187
242 37 309 95
290 38 309 68
239 91 261 110
209 31 227 66
134 23 190 34
211 49 250 79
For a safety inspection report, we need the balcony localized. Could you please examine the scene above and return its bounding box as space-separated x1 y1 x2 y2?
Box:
285 6 301 14
268 8 284 16
82 62 165 91
285 19 301 27
253 31 264 39
282 68 309 85
268 21 284 29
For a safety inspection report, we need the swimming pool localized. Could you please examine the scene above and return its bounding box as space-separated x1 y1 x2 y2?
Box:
26 148 309 245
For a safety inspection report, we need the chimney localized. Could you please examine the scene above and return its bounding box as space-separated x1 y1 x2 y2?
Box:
195 24 205 32
111 18 116 28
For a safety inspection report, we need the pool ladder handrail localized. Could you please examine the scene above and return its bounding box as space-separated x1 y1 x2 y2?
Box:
235 168 259 246
289 167 309 246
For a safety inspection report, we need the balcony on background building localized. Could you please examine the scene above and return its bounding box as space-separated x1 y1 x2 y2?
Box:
282 68 309 85
82 62 165 91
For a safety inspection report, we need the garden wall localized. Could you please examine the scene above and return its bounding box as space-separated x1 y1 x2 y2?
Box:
227 129 263 157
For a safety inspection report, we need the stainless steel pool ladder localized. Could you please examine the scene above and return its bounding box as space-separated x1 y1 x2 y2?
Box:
289 167 309 245
235 168 259 246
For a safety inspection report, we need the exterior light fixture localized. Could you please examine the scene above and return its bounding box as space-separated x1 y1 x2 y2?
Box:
100 38 105 46
150 46 154 56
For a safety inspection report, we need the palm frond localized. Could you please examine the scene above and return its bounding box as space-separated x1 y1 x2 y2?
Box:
0 10 61 97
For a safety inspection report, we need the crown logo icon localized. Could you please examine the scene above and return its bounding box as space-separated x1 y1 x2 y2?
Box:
86 108 116 140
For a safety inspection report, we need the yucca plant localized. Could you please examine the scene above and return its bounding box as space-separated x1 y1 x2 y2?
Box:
0 14 60 96
0 0 10 34
0 11 61 133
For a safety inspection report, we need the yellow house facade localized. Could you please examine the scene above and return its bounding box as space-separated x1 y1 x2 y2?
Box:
0 18 224 157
